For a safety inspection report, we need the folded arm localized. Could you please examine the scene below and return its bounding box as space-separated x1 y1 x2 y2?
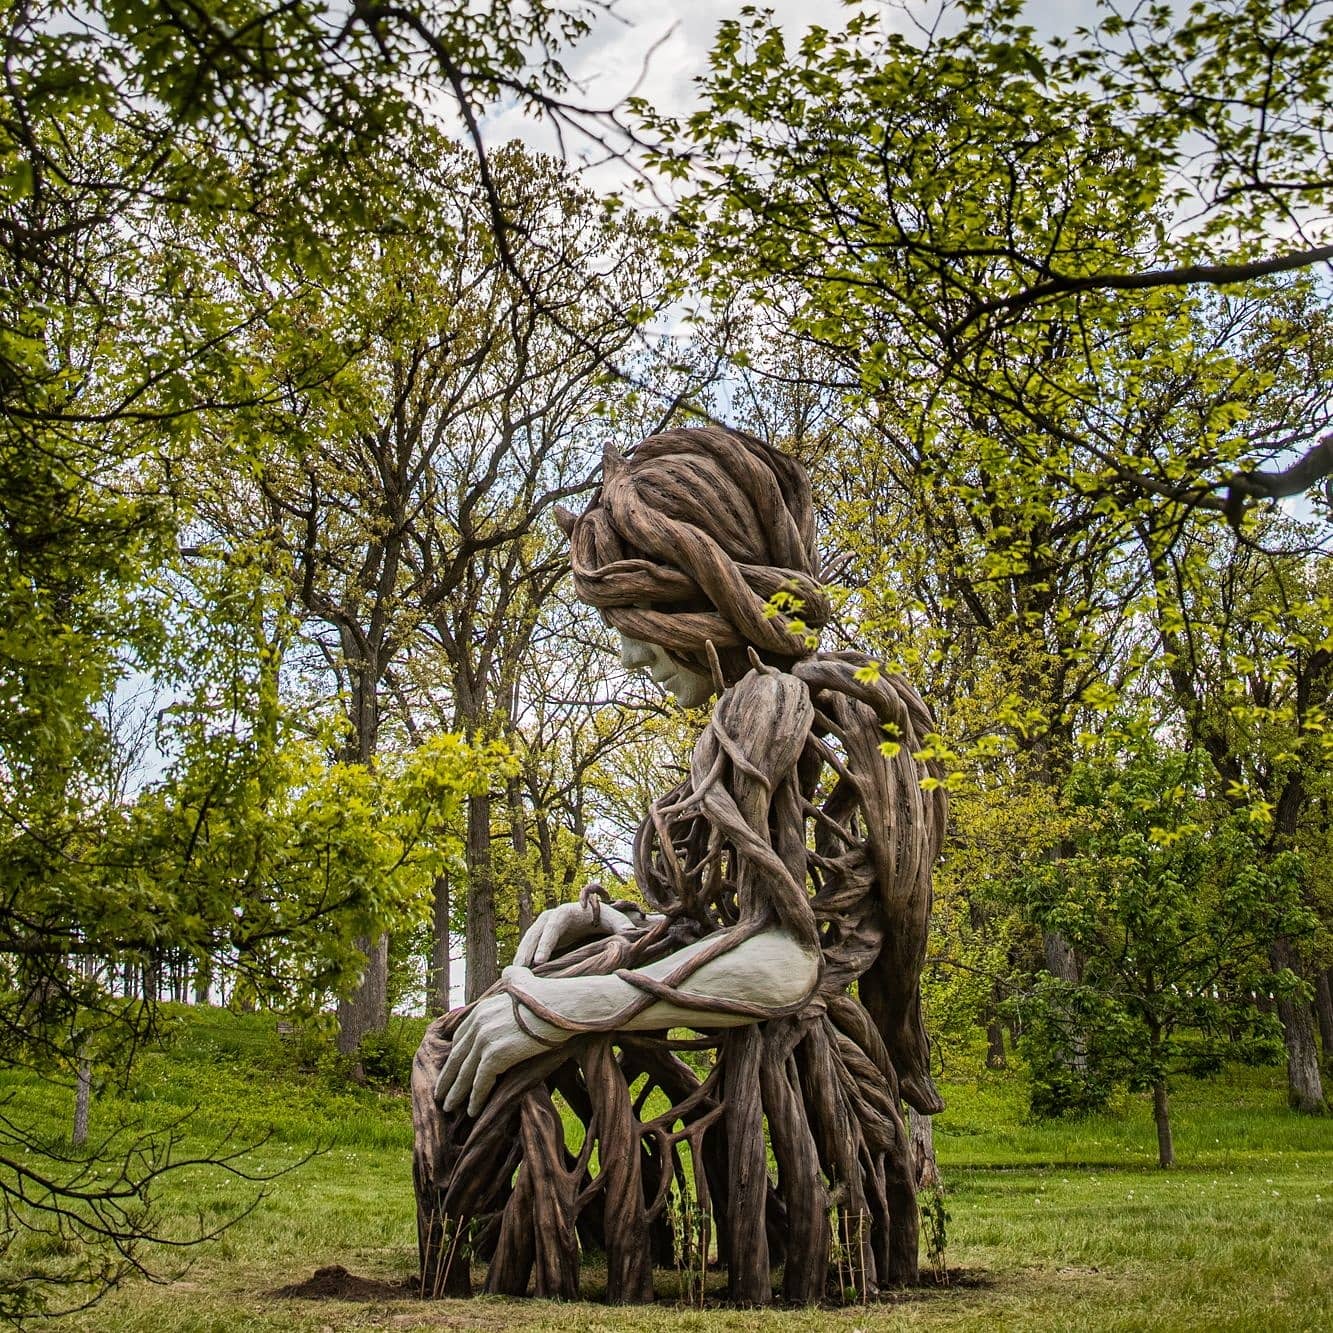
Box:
437 928 819 1117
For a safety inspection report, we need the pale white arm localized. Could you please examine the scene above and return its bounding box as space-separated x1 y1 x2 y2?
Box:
436 929 819 1117
512 899 648 968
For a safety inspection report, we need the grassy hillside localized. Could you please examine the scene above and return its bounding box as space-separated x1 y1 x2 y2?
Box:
3 1006 1330 1331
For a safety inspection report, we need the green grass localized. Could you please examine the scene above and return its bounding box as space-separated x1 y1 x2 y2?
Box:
4 1008 1331 1331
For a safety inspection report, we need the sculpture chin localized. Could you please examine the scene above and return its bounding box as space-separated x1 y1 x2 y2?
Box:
665 668 713 707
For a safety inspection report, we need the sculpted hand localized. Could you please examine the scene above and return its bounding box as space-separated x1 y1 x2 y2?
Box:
434 966 564 1118
514 898 640 968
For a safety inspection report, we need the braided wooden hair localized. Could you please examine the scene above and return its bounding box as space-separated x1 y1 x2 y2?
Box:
558 427 831 660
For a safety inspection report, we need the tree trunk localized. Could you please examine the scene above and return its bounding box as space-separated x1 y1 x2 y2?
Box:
1152 1077 1174 1168
1043 928 1089 1084
428 871 452 1017
534 810 558 912
723 1026 771 1305
1276 994 1326 1112
509 778 533 944
984 1015 1007 1069
193 959 211 1006
465 791 498 1002
72 1057 91 1147
337 933 389 1057
1272 938 1327 1112
1044 930 1081 998
336 643 389 1051
908 1108 942 1189
1314 968 1333 1062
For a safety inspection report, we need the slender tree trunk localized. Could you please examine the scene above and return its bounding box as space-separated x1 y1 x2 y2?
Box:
908 1108 941 1189
335 645 391 1050
428 871 452 1016
72 1056 91 1148
509 778 533 943
1043 928 1089 1090
1152 1078 1174 1168
967 896 1007 1070
1315 969 1333 1062
1272 938 1327 1112
337 934 389 1057
1024 713 1093 1106
193 959 211 1006
465 791 498 1002
336 648 390 1053
534 812 559 912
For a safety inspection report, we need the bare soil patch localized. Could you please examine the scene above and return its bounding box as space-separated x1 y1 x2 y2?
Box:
273 1264 416 1302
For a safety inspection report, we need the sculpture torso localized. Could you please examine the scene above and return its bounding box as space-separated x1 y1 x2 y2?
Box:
633 652 945 1108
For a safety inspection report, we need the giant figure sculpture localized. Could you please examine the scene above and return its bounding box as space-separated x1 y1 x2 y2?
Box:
411 427 946 1304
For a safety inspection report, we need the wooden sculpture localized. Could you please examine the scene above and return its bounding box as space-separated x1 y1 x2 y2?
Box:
411 426 946 1305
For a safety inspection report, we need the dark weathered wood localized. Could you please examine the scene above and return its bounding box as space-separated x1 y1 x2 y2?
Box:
519 1088 581 1299
487 1160 536 1295
583 1042 655 1303
722 1026 771 1305
759 1021 828 1304
412 426 948 1306
882 1123 920 1286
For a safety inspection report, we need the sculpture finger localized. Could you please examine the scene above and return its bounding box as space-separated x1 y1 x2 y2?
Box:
514 921 543 968
532 908 577 966
467 1039 515 1118
435 1014 478 1106
443 1022 490 1114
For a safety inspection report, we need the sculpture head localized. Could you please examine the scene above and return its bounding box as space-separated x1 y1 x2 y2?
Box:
557 426 829 702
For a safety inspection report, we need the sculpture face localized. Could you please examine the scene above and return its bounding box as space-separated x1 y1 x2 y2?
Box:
618 631 713 707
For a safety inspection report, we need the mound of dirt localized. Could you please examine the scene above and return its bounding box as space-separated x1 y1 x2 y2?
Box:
272 1264 414 1302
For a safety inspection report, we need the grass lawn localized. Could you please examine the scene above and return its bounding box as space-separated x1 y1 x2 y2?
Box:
4 1007 1330 1331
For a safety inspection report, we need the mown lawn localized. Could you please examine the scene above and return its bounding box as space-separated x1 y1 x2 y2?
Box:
4 1006 1330 1331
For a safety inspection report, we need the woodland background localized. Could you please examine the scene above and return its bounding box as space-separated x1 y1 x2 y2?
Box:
3 0 1333 1321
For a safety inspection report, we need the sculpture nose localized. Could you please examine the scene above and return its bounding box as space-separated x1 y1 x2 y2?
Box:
619 635 655 670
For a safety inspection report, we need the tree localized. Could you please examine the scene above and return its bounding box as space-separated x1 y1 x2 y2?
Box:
2 0 662 1309
644 0 1333 521
656 2 1333 1103
187 132 671 1022
1138 518 1333 1111
1025 737 1314 1165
